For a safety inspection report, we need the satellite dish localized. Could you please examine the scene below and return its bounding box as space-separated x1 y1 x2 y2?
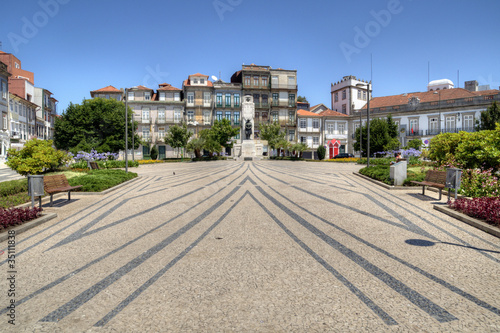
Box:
211 75 218 81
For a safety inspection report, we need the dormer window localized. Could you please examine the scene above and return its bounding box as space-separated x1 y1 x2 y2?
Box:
200 78 204 84
193 79 198 84
144 92 150 100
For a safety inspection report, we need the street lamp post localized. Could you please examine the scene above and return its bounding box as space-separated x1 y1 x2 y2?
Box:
356 82 371 167
354 104 362 158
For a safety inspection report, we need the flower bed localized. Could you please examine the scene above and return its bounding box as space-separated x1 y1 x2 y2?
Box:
326 157 360 163
448 197 500 226
0 207 43 230
137 159 165 164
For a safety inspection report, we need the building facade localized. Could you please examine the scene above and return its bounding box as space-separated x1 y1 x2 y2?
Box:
8 92 38 151
0 61 10 158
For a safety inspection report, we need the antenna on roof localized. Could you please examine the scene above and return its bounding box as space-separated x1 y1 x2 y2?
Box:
457 70 459 88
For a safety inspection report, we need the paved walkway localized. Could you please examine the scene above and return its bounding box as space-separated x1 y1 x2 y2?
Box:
1 161 499 332
0 160 23 183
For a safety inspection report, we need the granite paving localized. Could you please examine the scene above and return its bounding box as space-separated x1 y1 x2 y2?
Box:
1 161 499 332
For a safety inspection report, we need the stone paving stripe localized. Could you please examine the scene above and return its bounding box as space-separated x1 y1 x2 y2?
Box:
247 191 399 326
265 182 500 318
346 174 500 263
0 169 245 317
0 176 151 266
94 190 250 327
252 164 436 240
39 184 242 322
255 184 458 323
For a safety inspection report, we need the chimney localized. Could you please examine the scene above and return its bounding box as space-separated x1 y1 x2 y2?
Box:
464 80 478 92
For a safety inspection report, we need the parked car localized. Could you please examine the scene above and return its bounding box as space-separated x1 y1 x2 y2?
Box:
333 153 354 159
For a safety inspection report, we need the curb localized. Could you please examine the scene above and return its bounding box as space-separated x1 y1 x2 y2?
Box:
0 213 57 243
433 205 500 238
352 172 413 190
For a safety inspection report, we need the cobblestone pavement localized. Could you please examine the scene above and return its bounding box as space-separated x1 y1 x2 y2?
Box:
0 161 23 183
1 161 499 332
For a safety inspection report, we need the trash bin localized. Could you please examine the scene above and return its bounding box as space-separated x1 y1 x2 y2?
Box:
28 174 44 208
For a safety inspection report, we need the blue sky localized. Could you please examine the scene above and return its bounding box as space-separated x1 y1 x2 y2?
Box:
1 0 499 114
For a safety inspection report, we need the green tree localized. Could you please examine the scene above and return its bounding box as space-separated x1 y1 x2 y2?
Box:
406 138 423 150
209 119 239 151
6 138 71 176
476 101 500 131
317 145 326 160
353 116 399 156
186 137 205 158
199 129 222 155
54 98 140 154
150 146 158 160
164 123 193 157
291 142 308 158
297 96 308 103
260 122 285 154
276 138 290 156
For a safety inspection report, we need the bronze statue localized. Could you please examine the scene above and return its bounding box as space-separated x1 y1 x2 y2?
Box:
245 120 252 140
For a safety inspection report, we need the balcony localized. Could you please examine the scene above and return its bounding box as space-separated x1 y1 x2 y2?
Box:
140 118 152 124
425 127 476 135
156 117 167 125
271 84 297 90
406 129 423 136
10 131 20 139
271 101 296 107
254 102 269 108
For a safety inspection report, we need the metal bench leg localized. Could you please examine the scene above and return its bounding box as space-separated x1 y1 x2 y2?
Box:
50 194 54 207
438 189 442 200
422 186 425 196
68 191 71 201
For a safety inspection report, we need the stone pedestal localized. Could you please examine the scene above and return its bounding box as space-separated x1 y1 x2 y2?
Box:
390 160 407 186
234 140 263 161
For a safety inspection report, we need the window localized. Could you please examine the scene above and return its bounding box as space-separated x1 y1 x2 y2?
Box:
254 76 259 86
187 111 194 121
272 112 278 123
261 94 268 106
216 93 223 106
357 89 362 99
429 118 438 133
2 115 7 130
363 91 367 100
327 123 335 134
313 118 319 129
158 128 165 138
463 115 474 131
159 92 166 101
15 62 20 69
187 92 194 105
288 76 295 88
204 92 211 106
234 112 240 125
174 92 180 101
158 108 165 121
288 130 295 141
193 78 198 84
288 111 295 124
300 118 306 129
272 93 279 106
144 92 150 100
234 132 240 140
244 75 251 86
225 94 231 107
334 92 338 102
342 104 346 113
203 111 211 125
234 94 240 107
300 136 307 144
342 90 346 100
224 111 231 121
271 76 278 86
142 108 150 120
200 78 204 84
127 91 134 101
262 112 268 122
288 94 295 107
313 136 319 145
338 123 345 134
262 77 268 87
142 128 150 140
410 119 419 133
445 116 455 131
174 109 181 123
216 111 223 121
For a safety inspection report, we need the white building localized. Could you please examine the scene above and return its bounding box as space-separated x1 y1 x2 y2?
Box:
0 61 10 158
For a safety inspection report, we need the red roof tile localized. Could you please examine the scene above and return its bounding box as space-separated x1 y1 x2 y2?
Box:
132 85 153 91
183 79 213 87
297 109 321 117
157 83 181 91
319 109 349 117
361 88 499 109
189 73 209 77
91 85 121 93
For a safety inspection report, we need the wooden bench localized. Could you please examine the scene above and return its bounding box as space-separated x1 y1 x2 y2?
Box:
411 170 447 200
44 174 83 207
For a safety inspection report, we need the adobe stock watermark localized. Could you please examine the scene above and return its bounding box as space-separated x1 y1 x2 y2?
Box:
478 75 500 90
213 0 243 22
142 64 170 88
8 0 71 53
339 0 407 63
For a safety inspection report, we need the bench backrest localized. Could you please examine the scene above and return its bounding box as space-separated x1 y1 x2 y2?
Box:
425 170 447 184
89 161 99 170
44 174 70 190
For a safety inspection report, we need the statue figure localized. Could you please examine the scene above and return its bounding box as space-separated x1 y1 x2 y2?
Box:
245 119 252 140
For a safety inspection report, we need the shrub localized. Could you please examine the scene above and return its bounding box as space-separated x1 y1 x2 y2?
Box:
70 160 139 169
459 168 500 198
67 169 137 192
0 207 42 230
449 197 500 226
150 146 158 160
317 145 326 160
406 138 423 150
6 138 71 176
359 166 393 184
0 178 28 197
